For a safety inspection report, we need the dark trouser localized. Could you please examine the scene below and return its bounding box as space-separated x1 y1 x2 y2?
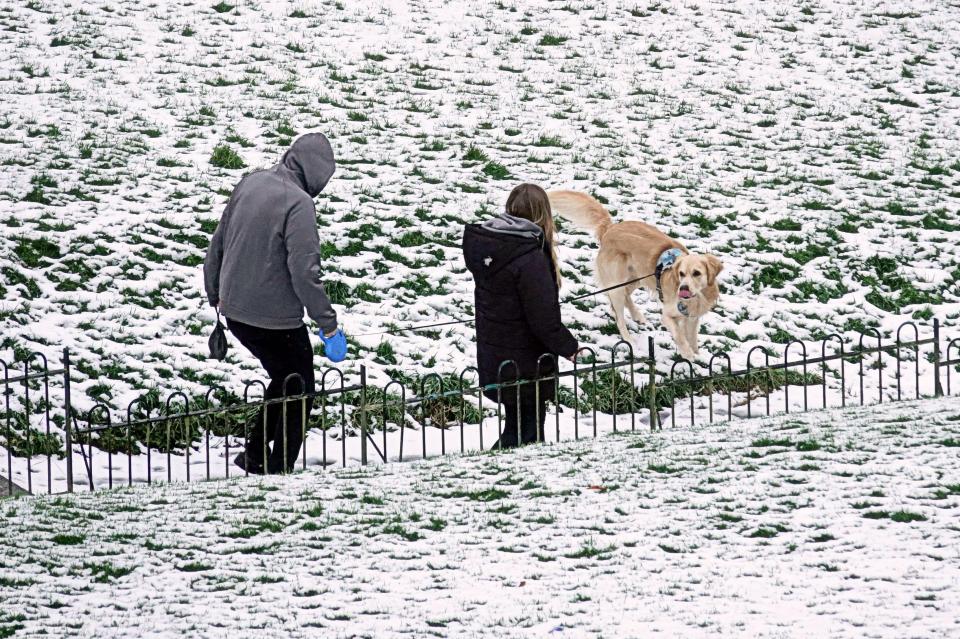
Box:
227 319 315 473
492 392 547 450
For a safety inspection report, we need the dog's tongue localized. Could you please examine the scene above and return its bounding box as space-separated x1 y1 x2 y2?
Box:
679 289 693 299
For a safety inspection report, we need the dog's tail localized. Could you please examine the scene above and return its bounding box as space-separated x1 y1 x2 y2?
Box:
548 190 612 242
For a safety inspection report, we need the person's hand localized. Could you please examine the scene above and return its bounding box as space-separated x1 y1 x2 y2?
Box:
566 346 581 363
318 328 347 363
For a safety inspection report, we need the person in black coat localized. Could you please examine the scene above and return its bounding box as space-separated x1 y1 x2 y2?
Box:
462 183 579 449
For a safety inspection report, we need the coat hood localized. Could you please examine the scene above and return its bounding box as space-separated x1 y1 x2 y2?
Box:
280 133 336 197
481 213 544 240
463 222 544 284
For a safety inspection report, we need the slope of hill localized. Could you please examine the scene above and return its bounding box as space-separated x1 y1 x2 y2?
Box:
2 396 958 637
1 0 959 415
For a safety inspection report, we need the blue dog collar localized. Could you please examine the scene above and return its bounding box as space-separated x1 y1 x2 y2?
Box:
657 248 683 271
654 248 684 302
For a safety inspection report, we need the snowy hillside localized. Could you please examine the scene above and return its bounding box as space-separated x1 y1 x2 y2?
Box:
1 0 959 413
2 396 958 637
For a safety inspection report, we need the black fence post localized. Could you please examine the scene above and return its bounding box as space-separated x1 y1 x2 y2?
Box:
360 365 368 466
63 348 73 494
647 336 658 431
933 318 943 398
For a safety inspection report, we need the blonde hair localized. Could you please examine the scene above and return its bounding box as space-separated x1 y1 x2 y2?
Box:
505 183 561 289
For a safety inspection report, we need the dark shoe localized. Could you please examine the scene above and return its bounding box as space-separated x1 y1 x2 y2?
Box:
266 460 294 475
234 452 265 475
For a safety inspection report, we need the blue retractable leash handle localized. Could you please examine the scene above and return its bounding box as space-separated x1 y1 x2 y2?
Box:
319 328 348 362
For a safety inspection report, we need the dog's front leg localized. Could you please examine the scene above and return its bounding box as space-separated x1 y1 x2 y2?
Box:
663 313 696 360
682 317 700 359
606 290 634 345
625 292 646 325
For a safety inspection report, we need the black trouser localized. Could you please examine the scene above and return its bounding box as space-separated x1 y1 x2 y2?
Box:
492 392 547 450
227 319 315 473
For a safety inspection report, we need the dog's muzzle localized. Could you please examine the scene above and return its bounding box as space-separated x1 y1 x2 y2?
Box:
677 285 694 317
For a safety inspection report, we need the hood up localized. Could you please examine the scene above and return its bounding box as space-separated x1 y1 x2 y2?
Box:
280 133 336 197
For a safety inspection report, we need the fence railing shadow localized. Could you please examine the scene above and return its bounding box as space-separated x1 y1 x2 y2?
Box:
1 319 956 495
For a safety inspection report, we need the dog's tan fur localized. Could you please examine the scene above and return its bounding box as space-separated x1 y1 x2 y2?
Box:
548 190 723 360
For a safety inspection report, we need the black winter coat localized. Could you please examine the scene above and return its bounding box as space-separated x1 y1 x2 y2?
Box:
462 224 578 403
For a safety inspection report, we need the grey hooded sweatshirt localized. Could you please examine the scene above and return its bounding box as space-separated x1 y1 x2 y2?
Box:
203 133 338 333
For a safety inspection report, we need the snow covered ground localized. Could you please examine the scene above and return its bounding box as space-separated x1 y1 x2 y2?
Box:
3 0 960 495
2 3 960 627
1 0 959 414
2 396 958 638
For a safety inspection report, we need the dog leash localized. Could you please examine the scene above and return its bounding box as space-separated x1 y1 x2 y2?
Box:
561 270 657 303
353 317 477 338
352 270 658 338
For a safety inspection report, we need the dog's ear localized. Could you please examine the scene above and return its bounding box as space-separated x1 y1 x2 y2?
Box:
705 254 724 285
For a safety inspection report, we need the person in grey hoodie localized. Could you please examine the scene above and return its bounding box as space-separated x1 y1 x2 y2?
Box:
204 132 347 474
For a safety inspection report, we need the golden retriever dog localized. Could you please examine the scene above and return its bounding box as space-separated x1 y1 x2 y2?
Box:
548 190 723 360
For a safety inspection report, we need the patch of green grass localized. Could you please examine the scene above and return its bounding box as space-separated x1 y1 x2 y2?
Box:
51 533 85 545
424 517 446 531
22 173 56 204
751 262 799 293
225 527 260 539
648 463 680 474
178 562 212 572
0 577 35 588
533 135 571 148
0 411 64 457
382 523 423 541
482 161 511 180
751 437 793 447
684 212 719 235
577 369 647 414
784 242 829 265
13 236 60 267
463 146 488 162
564 539 615 559
85 561 134 582
438 488 509 501
209 145 246 169
890 510 927 523
788 279 848 303
539 34 569 46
